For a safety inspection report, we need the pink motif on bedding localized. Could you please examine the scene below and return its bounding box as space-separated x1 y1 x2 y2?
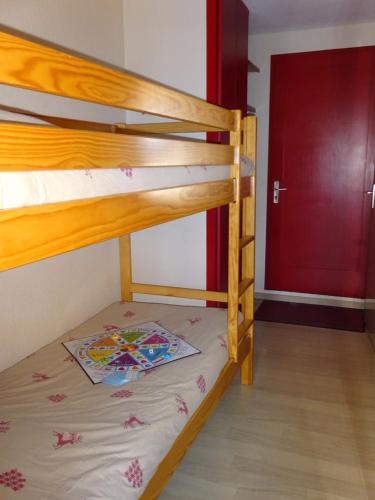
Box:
0 469 26 492
124 459 143 488
124 310 135 318
64 355 75 363
123 415 149 430
53 431 82 449
111 389 134 398
187 317 202 326
84 169 93 179
218 335 227 349
0 421 10 433
103 324 120 332
32 372 49 382
176 395 189 416
48 394 67 403
120 167 133 178
196 375 206 394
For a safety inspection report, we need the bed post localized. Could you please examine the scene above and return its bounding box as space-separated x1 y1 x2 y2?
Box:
240 115 257 385
119 234 133 302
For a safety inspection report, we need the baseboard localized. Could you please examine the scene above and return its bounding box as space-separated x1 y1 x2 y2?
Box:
255 290 365 310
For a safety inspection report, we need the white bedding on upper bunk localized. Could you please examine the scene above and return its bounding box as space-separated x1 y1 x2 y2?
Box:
0 301 231 499
0 158 252 210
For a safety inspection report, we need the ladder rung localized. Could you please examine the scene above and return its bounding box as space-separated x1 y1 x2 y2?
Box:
130 283 228 302
238 278 253 298
239 235 254 250
238 318 253 340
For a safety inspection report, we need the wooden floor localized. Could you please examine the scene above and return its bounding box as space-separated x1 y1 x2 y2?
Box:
160 320 375 500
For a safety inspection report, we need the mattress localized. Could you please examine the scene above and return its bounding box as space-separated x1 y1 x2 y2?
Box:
0 158 252 210
0 301 230 499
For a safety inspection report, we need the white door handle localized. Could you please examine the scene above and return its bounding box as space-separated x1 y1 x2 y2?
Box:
367 184 375 209
273 180 287 204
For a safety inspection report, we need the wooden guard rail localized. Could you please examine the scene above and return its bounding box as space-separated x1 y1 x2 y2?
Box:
0 30 233 130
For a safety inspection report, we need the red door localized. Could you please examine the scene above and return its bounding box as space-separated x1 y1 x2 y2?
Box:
365 53 375 334
266 47 375 298
206 0 249 303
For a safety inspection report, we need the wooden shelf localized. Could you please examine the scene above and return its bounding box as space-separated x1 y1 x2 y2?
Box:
248 60 260 73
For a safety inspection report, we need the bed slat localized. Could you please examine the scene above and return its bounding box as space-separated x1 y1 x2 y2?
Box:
0 122 233 171
0 180 234 271
0 30 234 130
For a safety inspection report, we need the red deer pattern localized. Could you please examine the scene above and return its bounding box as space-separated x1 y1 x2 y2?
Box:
176 395 189 416
53 431 82 449
124 311 135 318
103 324 120 332
187 317 201 326
64 355 75 363
123 415 149 430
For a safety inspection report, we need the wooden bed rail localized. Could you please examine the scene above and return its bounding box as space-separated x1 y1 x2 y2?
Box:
0 180 234 272
0 105 223 136
0 29 233 130
0 122 233 171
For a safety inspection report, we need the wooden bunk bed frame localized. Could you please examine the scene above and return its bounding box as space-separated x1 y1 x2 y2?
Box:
0 30 256 498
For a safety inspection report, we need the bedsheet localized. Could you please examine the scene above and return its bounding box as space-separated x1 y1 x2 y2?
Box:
0 158 253 210
0 301 230 499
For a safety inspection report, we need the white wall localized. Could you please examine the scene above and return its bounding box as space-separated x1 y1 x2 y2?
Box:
0 0 125 371
248 22 375 294
123 0 207 306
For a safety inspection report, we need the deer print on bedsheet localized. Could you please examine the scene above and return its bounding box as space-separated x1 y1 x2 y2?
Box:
176 395 189 416
123 415 149 430
53 431 82 449
103 324 120 332
187 317 201 326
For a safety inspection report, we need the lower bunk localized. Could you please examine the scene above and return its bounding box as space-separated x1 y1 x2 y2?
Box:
0 300 246 499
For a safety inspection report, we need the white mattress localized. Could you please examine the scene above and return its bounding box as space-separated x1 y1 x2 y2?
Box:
0 301 231 499
0 166 223 210
0 157 252 210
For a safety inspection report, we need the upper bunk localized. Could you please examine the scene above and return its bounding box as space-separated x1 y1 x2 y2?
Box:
0 28 254 273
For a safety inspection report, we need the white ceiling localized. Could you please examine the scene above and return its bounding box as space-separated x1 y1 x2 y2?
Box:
243 0 375 34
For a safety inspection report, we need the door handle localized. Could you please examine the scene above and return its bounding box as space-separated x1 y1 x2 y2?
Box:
273 180 287 204
367 184 375 209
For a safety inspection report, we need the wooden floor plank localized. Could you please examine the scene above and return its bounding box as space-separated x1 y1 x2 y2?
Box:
160 321 375 500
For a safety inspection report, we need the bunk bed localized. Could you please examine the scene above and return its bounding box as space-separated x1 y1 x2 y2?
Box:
0 30 256 499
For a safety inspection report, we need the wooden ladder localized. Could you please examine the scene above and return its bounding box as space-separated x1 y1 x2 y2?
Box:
227 113 257 384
